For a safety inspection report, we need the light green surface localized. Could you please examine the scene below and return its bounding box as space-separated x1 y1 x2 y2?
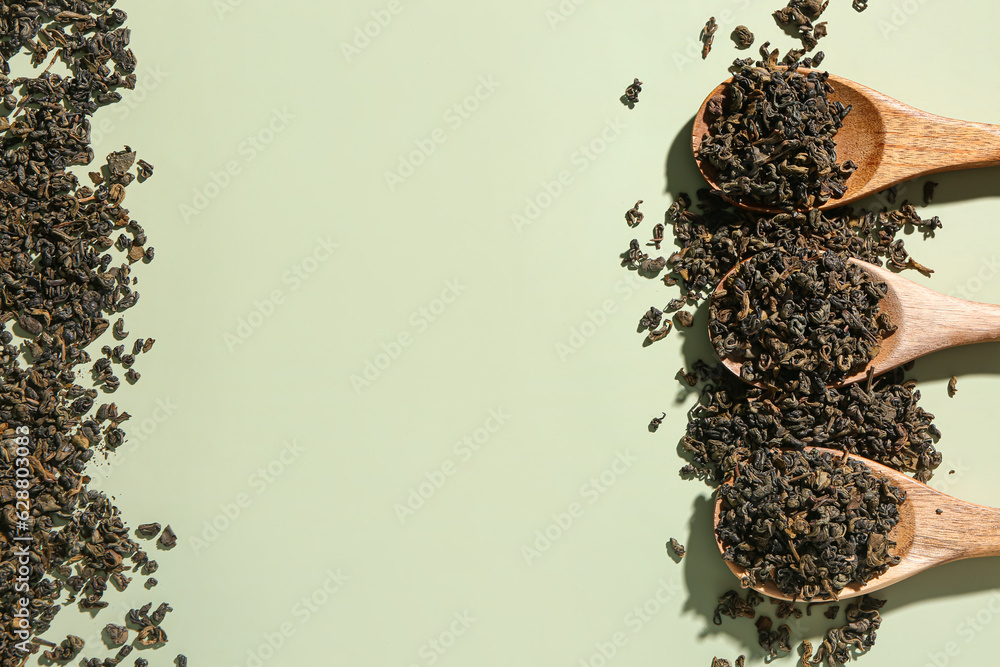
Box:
32 1 1000 665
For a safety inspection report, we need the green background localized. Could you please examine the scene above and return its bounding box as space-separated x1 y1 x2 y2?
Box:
30 0 1000 665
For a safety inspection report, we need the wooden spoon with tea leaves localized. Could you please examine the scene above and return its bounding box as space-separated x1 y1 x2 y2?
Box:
692 72 1000 212
712 447 1000 602
710 257 1000 387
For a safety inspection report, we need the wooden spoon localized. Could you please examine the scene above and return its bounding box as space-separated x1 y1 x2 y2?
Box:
713 447 1000 602
710 256 1000 387
692 72 1000 212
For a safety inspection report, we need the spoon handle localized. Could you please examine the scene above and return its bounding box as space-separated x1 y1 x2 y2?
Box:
906 482 1000 564
884 111 1000 177
887 274 1000 354
933 498 1000 561
917 297 1000 349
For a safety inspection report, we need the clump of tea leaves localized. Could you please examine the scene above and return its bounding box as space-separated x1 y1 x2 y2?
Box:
0 2 177 663
666 190 940 307
680 362 942 483
716 448 904 600
697 51 857 210
708 250 895 390
808 594 885 664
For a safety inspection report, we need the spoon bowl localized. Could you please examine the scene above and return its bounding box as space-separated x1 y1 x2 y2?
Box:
713 447 1000 602
710 256 1000 387
692 71 1000 213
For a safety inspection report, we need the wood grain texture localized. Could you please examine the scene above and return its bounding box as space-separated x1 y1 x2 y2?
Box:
838 259 1000 384
691 72 1000 212
713 447 1000 602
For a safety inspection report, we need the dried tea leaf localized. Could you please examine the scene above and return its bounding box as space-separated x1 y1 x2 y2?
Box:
668 537 686 559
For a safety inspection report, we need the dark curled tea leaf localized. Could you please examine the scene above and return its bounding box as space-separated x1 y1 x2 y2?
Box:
783 47 807 64
639 255 666 274
923 181 939 205
713 590 757 625
698 58 857 210
778 0 830 21
755 615 793 658
772 599 802 619
650 223 665 249
800 640 813 666
105 623 129 646
625 200 644 226
136 624 168 646
948 376 958 397
677 367 698 387
674 310 694 328
151 601 173 624
624 78 642 105
158 525 177 548
711 659 731 667
732 25 754 48
717 449 904 600
43 635 84 661
812 595 885 665
668 537 686 558
702 17 718 59
708 250 893 390
649 412 666 432
647 321 672 342
639 306 663 330
622 239 648 269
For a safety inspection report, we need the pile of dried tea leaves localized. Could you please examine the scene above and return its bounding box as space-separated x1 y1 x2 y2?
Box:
697 53 857 210
716 448 904 600
680 363 942 484
708 251 894 390
665 191 939 310
0 2 179 664
618 4 946 665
